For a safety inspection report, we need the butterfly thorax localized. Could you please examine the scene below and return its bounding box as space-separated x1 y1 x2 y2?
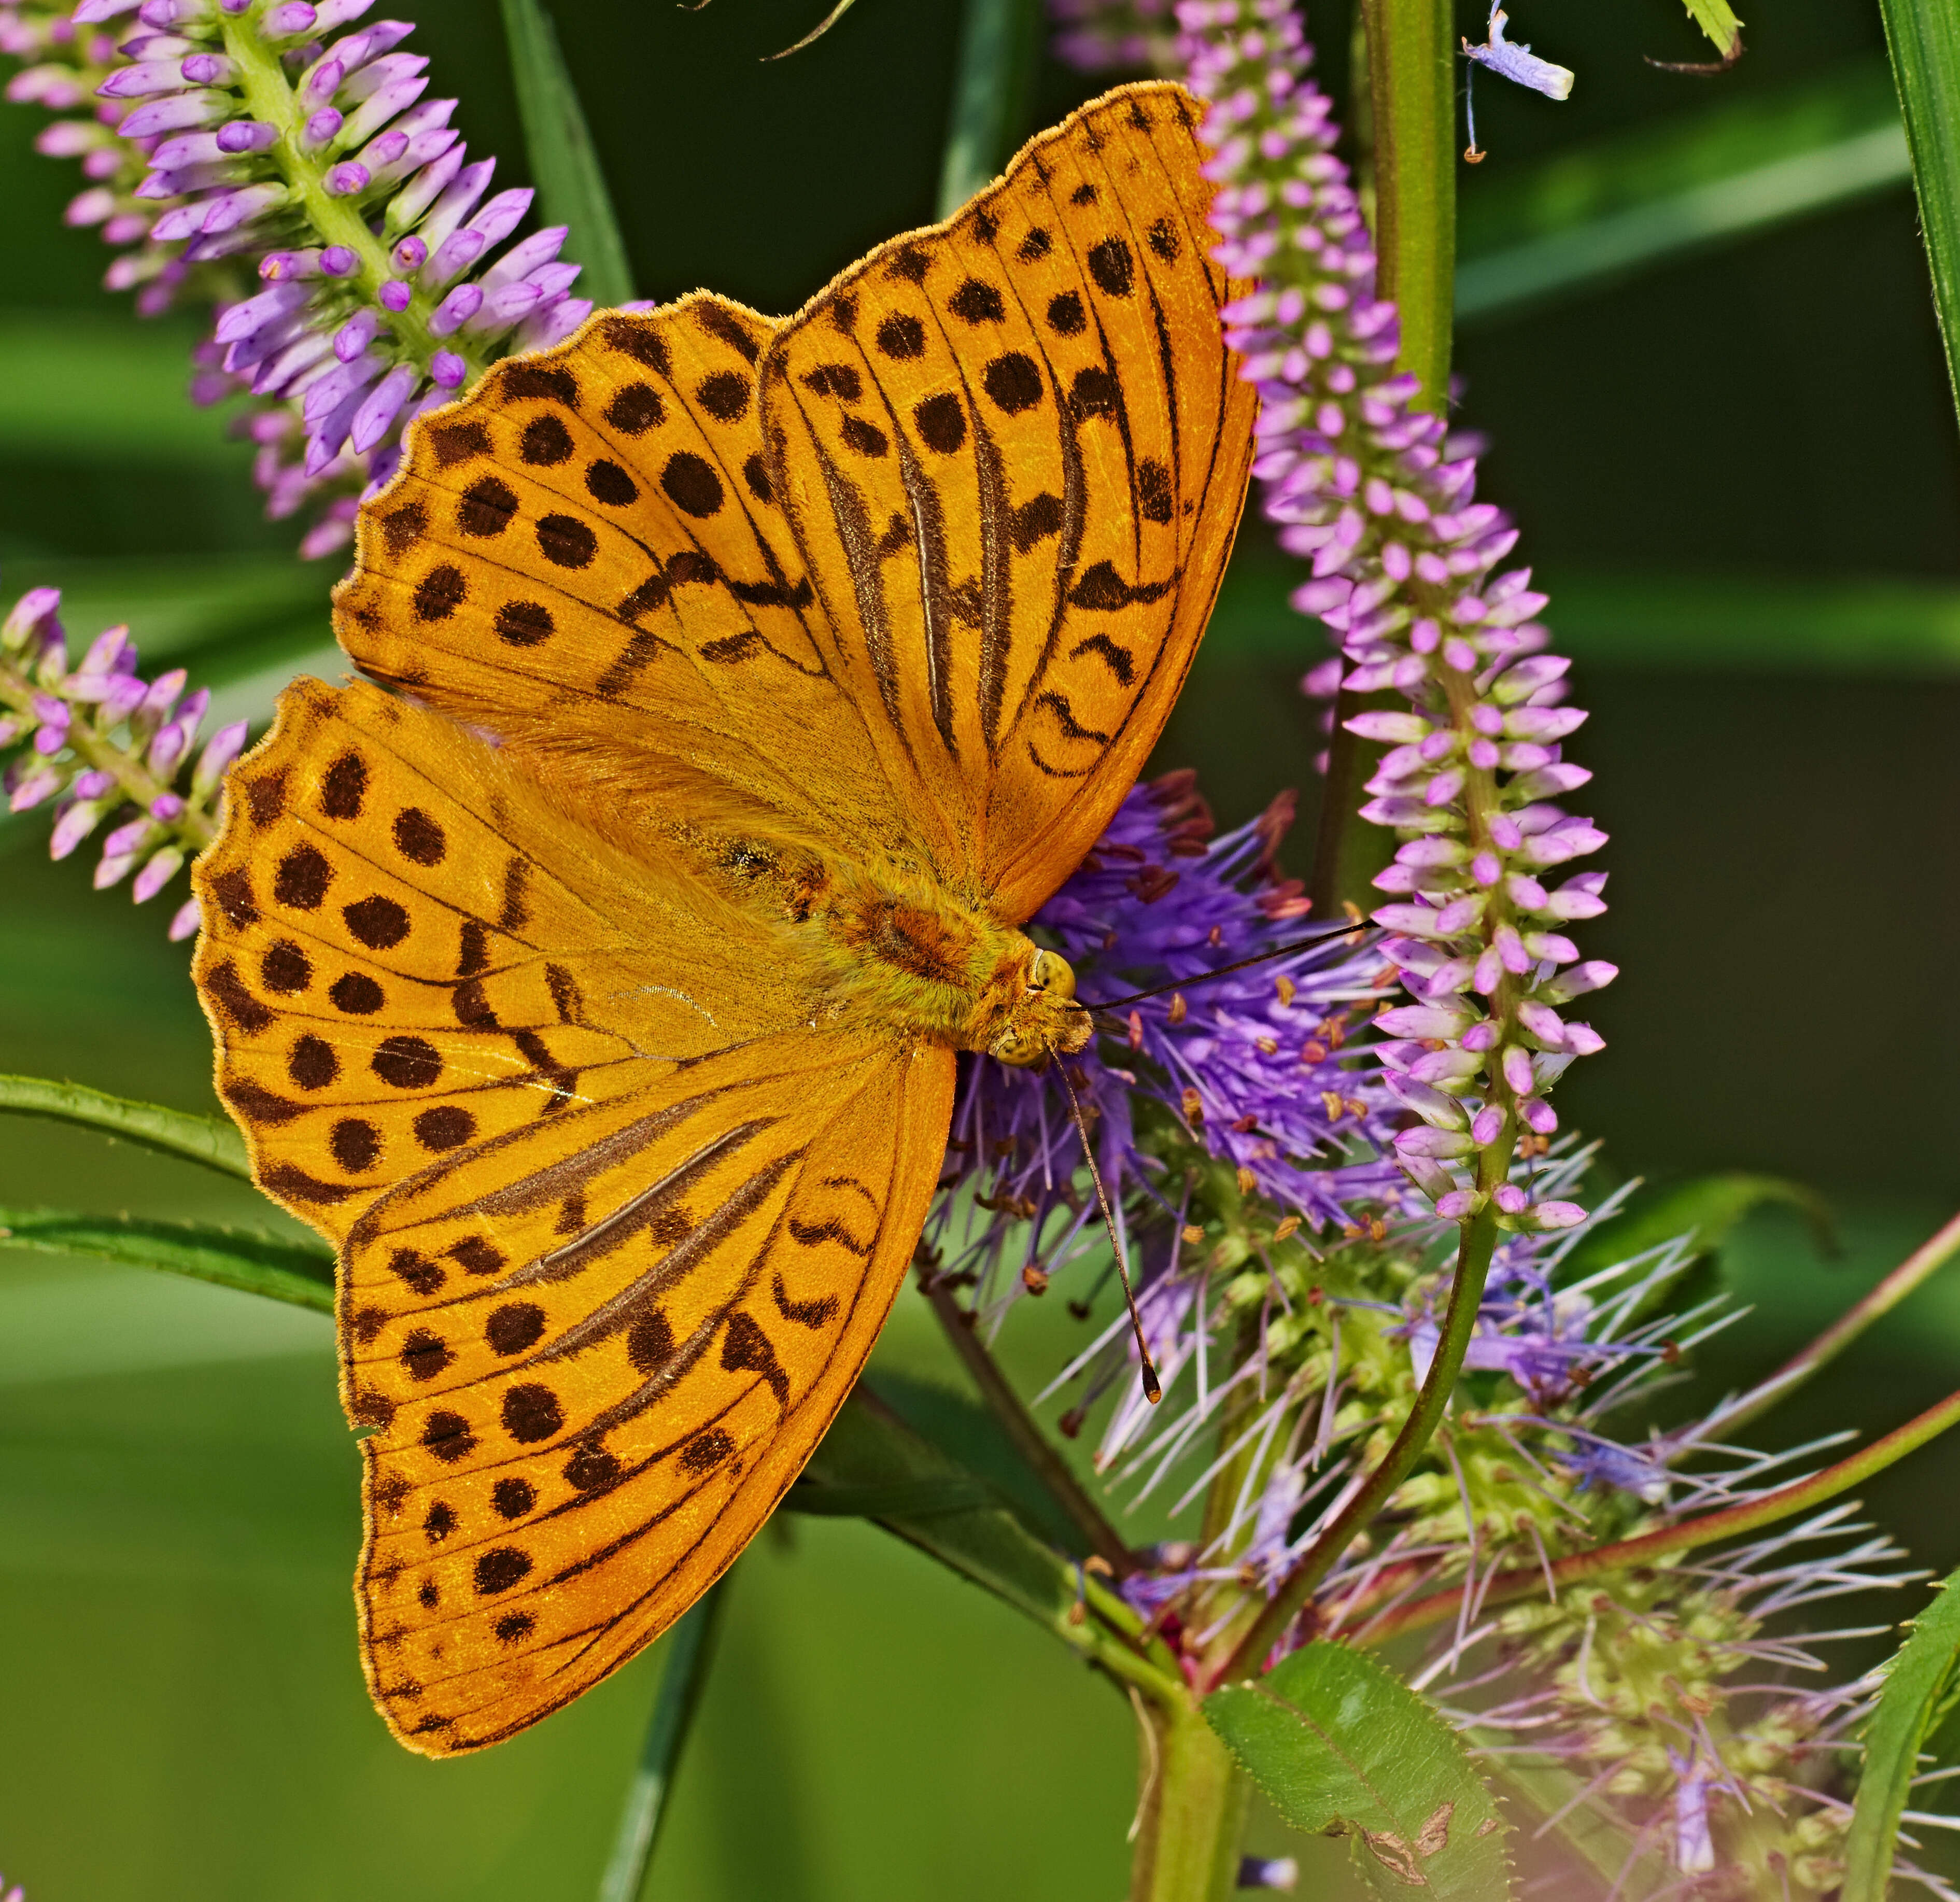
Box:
699 828 1090 1067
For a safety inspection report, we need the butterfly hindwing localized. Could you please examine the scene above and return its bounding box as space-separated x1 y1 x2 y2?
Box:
762 80 1256 919
192 677 955 1754
350 1022 951 1753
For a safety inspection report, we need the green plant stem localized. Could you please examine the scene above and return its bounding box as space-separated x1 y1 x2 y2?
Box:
1362 0 1456 409
1217 1204 1502 1683
1364 1377 1960 1644
0 1073 249 1178
1877 0 1960 426
220 13 490 384
498 0 638 308
1310 0 1456 915
1701 1205 1960 1441
1127 1697 1252 1902
936 0 1038 219
596 1578 729 1902
921 1273 1137 1574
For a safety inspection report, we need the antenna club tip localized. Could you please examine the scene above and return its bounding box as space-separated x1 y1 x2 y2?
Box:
1143 1367 1163 1404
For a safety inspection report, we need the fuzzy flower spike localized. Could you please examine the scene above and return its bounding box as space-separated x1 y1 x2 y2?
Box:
1178 0 1614 1239
2 0 593 553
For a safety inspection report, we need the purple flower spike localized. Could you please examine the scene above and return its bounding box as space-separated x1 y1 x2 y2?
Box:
350 360 416 453
131 845 185 904
10 765 62 812
149 791 186 821
168 894 203 941
8 0 599 558
424 224 486 287
426 279 482 336
101 814 154 860
260 247 322 280
333 306 379 361
191 718 248 794
481 222 566 291
72 769 116 800
215 117 276 153
1179 0 1605 1232
114 87 227 137
94 850 139 890
50 797 108 860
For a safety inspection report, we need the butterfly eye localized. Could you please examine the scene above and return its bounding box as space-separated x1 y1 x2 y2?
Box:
1027 948 1077 1002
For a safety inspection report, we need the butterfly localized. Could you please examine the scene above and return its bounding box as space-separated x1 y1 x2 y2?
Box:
191 79 1256 1756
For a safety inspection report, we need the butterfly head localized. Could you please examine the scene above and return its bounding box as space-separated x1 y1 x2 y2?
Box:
986 947 1092 1070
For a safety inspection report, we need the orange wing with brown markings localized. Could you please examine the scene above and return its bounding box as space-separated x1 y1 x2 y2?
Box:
192 679 953 1753
193 78 1252 1756
761 81 1256 919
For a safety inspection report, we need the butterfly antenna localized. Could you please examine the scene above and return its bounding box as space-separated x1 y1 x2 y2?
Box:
1088 919 1365 1015
1463 58 1487 161
1050 1046 1162 1405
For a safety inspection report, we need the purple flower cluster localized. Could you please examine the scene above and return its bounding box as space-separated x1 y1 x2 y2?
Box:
0 0 593 555
931 772 1398 1318
1047 0 1180 74
1178 0 1613 1234
0 582 242 935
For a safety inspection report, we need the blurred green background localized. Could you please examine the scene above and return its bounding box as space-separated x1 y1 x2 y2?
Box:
1 0 1957 1896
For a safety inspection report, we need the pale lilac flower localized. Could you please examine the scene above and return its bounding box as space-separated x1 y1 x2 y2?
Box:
1178 0 1611 1234
0 0 596 554
0 579 240 930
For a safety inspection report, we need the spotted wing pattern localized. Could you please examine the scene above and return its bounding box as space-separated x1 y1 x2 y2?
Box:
762 80 1256 920
194 77 1253 1757
333 294 916 864
191 681 954 1753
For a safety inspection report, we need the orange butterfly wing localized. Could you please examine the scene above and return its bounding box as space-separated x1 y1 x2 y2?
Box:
193 679 953 1752
763 80 1256 920
193 78 1251 1755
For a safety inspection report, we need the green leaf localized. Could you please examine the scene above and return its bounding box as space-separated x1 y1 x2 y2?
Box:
0 316 253 464
1842 1568 1960 1901
596 1577 730 1902
0 1207 334 1313
1879 0 1960 428
0 1074 250 1181
1205 1642 1515 1900
1483 1753 1669 1895
1458 60 1905 323
782 1477 996 1516
1681 0 1743 61
1558 1171 1834 1288
936 0 1041 219
803 1390 1177 1699
498 0 637 309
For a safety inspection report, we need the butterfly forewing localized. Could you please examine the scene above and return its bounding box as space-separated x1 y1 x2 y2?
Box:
762 81 1256 920
333 296 909 850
